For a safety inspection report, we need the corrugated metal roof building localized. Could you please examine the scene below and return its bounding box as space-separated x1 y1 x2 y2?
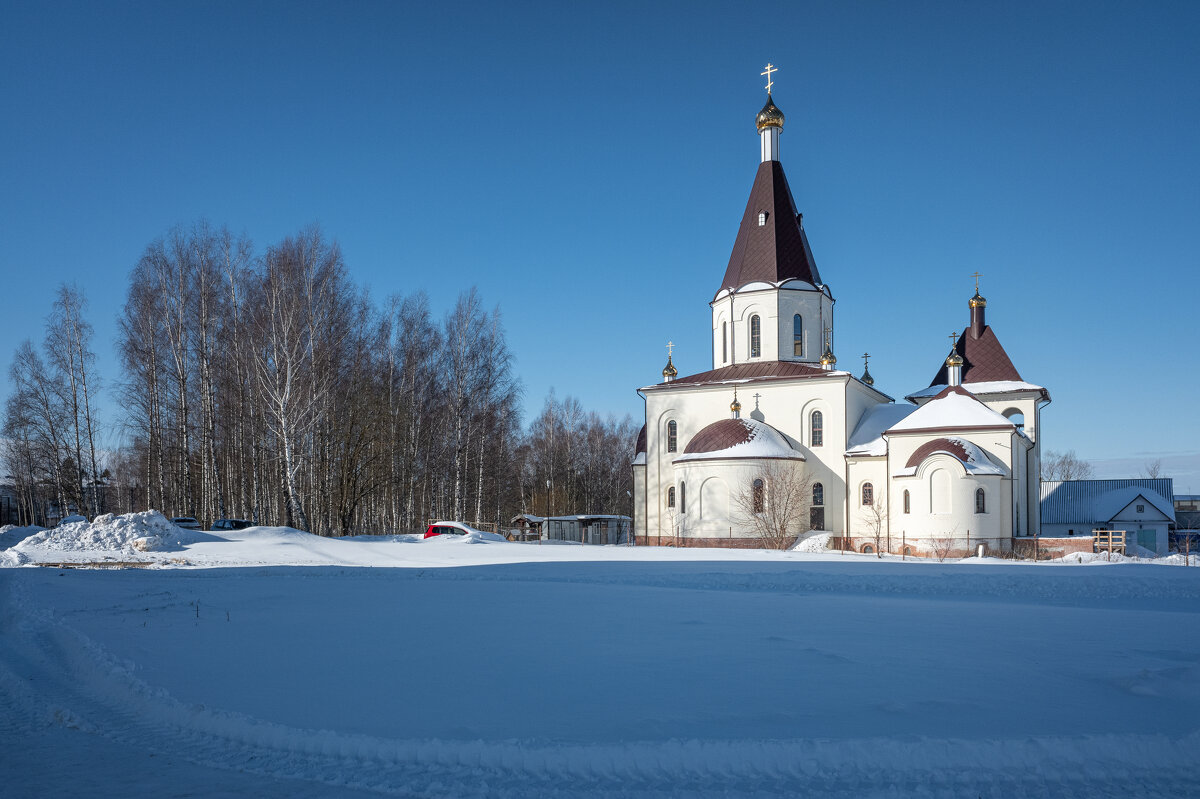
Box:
1040 478 1176 554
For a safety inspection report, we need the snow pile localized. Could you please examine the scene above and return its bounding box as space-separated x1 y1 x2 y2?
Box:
792 531 833 552
59 514 88 525
0 524 46 550
15 510 203 555
0 548 29 567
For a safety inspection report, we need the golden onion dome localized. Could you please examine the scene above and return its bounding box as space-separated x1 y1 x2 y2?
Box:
731 396 742 414
862 367 874 386
969 291 987 309
946 350 964 367
662 355 677 381
820 347 837 367
756 94 785 132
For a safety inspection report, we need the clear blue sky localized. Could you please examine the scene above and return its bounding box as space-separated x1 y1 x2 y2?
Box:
2 1 1198 489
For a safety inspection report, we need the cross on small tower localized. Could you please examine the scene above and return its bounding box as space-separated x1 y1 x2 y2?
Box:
971 271 983 292
752 392 762 410
666 341 674 358
761 63 777 94
823 326 832 349
948 332 959 351
862 352 870 368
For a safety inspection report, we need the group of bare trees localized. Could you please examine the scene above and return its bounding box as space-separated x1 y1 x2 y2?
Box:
3 286 105 525
516 392 638 521
108 222 534 535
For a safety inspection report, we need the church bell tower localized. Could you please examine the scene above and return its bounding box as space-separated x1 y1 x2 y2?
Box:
710 66 836 370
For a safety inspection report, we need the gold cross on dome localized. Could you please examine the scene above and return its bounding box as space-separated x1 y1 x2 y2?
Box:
761 63 777 94
823 326 832 348
948 332 959 349
971 271 983 292
666 341 674 357
862 352 870 367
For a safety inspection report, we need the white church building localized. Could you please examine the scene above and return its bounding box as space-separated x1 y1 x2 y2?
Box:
632 83 1050 556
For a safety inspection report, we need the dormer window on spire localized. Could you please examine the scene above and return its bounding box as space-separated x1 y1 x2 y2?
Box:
758 212 766 227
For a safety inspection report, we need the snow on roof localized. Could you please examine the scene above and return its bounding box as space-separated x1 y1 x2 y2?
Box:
1041 479 1177 524
845 404 917 456
632 452 647 466
887 385 1014 434
673 417 805 463
891 437 1006 477
907 380 1048 401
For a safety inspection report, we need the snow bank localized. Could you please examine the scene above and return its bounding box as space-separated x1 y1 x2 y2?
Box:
14 510 205 555
792 531 833 552
0 524 46 551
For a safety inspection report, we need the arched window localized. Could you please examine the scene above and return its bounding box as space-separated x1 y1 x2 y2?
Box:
666 420 677 453
666 487 675 509
679 481 686 514
903 489 911 514
811 411 824 447
722 321 728 363
812 482 824 506
752 478 765 513
862 482 874 506
749 315 761 358
793 314 803 356
862 543 875 554
975 487 986 514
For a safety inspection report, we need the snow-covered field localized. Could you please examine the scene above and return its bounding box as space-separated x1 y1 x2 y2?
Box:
2 513 1199 797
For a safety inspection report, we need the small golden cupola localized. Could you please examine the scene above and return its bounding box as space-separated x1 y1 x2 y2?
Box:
820 346 837 370
969 272 987 339
861 352 874 386
730 387 742 419
946 346 964 386
756 95 785 132
662 341 678 383
662 355 677 383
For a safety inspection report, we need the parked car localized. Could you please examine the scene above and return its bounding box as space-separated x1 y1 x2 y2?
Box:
212 518 252 531
170 517 201 530
424 521 485 539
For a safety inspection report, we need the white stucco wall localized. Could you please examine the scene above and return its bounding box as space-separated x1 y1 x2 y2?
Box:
639 373 886 539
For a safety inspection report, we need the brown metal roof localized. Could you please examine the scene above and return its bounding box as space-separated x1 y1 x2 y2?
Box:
719 160 821 293
682 418 754 454
634 424 647 455
929 326 1022 386
905 437 972 469
655 359 830 389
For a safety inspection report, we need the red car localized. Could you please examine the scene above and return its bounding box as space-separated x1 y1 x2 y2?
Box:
423 521 479 538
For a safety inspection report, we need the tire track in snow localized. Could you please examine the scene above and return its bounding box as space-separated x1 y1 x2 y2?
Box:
2 575 1197 798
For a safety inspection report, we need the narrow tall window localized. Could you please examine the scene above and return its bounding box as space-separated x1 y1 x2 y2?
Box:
812 483 824 507
749 315 761 358
680 481 686 514
903 489 911 514
758 211 766 226
862 482 874 506
722 321 728 363
752 478 765 513
975 488 986 514
667 420 677 453
811 411 824 447
667 487 675 509
793 314 803 356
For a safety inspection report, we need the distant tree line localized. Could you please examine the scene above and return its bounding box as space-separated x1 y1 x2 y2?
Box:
2 221 635 533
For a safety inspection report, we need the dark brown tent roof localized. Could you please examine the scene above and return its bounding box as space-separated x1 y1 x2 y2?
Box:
634 424 647 455
656 360 829 389
929 327 1022 386
719 160 821 294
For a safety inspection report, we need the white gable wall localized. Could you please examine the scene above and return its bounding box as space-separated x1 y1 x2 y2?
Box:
641 373 882 539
